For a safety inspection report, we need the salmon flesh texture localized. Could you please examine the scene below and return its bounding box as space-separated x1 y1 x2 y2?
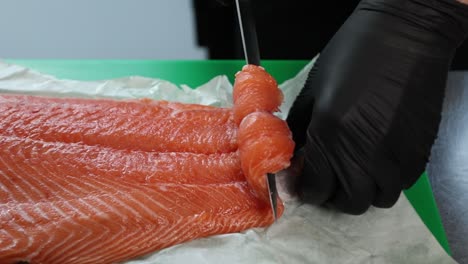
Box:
0 65 294 264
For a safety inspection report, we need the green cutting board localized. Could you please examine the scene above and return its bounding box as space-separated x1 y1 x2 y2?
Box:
5 59 451 255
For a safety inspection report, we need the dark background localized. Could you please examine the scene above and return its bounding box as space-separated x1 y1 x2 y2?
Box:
193 0 468 70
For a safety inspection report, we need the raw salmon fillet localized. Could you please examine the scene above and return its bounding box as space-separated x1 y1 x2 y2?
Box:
0 65 294 264
0 95 237 154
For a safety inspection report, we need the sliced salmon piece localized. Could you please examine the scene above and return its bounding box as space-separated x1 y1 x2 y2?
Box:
0 94 237 154
238 112 295 204
233 65 284 125
0 136 244 185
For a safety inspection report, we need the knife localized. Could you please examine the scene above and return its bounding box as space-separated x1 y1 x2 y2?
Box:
234 0 278 222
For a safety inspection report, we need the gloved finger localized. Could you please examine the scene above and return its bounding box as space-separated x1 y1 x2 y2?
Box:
329 169 376 215
322 131 377 215
296 137 337 205
370 152 402 208
343 86 403 208
286 61 320 151
388 63 447 190
304 99 381 214
295 96 349 205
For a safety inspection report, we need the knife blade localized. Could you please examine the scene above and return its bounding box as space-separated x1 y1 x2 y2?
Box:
235 0 260 66
234 0 278 222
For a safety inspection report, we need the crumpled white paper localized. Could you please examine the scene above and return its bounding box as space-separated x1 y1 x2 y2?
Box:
0 59 454 264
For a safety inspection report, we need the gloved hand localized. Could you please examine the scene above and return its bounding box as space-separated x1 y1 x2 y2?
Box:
287 0 468 215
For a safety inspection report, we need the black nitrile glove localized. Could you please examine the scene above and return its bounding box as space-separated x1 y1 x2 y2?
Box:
287 0 468 215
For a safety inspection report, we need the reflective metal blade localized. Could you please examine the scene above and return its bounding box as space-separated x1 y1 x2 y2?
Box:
235 0 260 66
267 173 278 221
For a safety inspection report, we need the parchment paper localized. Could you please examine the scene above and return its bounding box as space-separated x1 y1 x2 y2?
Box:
0 59 454 264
